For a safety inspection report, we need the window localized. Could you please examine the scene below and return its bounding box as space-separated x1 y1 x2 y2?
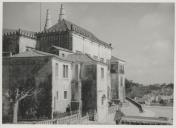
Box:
54 96 56 110
63 65 68 78
55 63 58 77
64 91 67 99
101 67 104 78
62 53 65 57
53 50 59 55
56 91 59 100
101 94 106 105
106 59 110 70
120 76 123 86
123 65 125 73
119 65 124 74
75 64 79 80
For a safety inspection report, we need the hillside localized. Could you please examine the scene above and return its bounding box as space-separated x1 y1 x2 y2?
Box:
125 79 174 99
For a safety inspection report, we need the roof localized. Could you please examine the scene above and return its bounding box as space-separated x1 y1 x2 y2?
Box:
45 19 112 48
8 48 107 65
12 49 50 58
111 56 126 63
66 53 96 64
11 49 71 62
3 28 36 39
66 52 107 65
51 45 73 53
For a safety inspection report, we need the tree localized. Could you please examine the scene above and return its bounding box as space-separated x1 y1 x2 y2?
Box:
6 87 41 123
5 77 41 123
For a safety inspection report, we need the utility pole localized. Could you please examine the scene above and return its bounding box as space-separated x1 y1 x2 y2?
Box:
39 2 41 32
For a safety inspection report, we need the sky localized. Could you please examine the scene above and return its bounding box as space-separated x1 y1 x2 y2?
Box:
3 2 174 85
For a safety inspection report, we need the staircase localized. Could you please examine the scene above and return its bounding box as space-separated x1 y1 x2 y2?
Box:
125 97 143 113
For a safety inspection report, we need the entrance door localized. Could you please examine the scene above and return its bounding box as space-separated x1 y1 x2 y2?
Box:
82 80 97 117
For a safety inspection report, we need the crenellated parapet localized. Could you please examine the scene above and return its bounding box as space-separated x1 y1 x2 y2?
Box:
3 29 36 39
36 29 69 37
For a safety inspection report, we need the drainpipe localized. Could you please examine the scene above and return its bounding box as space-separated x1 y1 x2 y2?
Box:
78 63 82 117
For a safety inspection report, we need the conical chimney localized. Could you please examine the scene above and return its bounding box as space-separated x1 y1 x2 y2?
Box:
58 4 64 22
44 9 52 31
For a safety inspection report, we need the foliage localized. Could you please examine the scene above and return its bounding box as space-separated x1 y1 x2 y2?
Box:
125 79 174 99
36 74 52 119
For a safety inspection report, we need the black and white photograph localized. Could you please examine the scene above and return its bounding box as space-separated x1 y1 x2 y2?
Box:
1 1 175 126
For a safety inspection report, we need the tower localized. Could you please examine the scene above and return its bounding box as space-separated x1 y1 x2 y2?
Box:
44 9 52 31
58 4 64 22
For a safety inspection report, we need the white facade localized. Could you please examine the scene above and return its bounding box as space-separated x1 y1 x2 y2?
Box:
118 74 125 102
51 58 72 115
19 36 36 53
118 61 125 102
71 32 112 121
72 33 112 63
96 63 109 122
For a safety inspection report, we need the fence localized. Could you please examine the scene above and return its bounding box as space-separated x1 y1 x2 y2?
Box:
36 113 89 124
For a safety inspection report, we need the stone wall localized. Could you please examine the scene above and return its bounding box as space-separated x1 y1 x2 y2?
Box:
36 31 72 52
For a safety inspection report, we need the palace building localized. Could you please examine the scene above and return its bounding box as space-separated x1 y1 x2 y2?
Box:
2 5 125 122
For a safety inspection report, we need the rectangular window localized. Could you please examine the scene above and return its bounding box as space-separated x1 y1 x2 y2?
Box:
63 65 68 78
64 91 67 99
54 96 56 110
101 67 104 78
123 65 125 73
119 65 124 74
56 91 59 100
55 63 58 77
120 76 123 86
106 59 110 70
75 64 79 80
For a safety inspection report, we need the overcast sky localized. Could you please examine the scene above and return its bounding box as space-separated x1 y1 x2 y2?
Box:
3 2 174 85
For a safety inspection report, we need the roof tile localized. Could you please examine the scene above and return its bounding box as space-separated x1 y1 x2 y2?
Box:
46 19 112 48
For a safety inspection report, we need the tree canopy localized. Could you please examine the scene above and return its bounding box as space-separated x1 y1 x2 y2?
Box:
125 79 174 99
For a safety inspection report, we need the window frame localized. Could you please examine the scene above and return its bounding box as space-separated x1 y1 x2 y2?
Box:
63 64 69 78
101 67 104 79
55 63 59 77
64 91 68 99
120 76 123 86
56 91 59 100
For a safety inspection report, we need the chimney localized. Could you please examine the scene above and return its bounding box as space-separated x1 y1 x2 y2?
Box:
44 9 52 31
58 4 64 22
